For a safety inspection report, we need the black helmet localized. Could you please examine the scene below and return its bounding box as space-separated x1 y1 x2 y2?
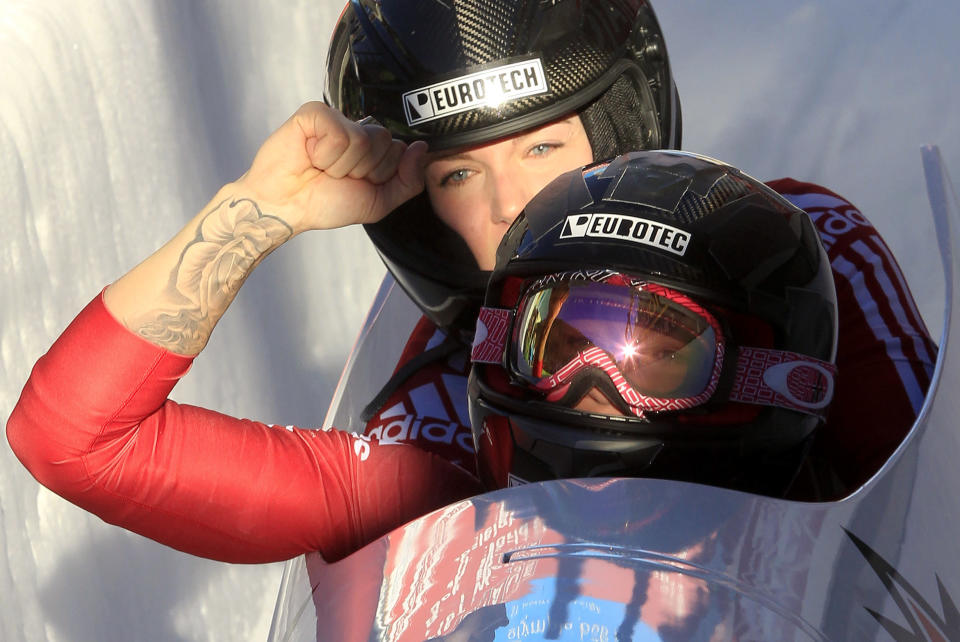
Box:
325 0 681 338
468 151 838 497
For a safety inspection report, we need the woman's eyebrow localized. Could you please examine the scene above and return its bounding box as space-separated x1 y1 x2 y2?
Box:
428 116 577 161
427 150 473 163
512 120 575 146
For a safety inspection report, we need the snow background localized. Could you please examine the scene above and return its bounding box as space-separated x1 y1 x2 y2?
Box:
1 1 957 640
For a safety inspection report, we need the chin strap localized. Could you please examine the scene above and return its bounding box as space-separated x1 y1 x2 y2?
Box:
360 331 464 423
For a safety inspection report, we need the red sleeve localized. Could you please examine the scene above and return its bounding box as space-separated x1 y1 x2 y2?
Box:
768 179 937 489
6 292 481 563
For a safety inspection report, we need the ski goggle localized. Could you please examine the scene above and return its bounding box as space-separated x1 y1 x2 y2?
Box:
472 272 836 419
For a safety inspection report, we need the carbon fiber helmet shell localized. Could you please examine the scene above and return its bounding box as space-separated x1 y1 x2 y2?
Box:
325 0 679 151
469 150 838 496
325 0 682 338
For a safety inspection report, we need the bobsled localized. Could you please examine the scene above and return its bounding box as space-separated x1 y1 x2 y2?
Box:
267 147 959 642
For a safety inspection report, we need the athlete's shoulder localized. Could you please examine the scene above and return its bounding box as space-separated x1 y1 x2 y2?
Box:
765 178 861 212
394 315 446 371
766 177 840 196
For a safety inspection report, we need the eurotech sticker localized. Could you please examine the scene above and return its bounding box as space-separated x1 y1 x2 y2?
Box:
402 59 549 126
560 213 692 256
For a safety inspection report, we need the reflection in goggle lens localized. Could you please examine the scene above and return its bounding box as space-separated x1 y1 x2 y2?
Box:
514 281 718 400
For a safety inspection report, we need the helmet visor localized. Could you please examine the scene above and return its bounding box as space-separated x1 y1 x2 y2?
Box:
511 276 725 411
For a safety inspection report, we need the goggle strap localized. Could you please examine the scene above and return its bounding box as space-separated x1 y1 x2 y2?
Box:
729 347 836 418
472 307 513 365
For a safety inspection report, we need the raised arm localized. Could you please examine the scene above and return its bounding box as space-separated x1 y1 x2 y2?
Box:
7 293 480 562
106 101 426 354
5 103 479 565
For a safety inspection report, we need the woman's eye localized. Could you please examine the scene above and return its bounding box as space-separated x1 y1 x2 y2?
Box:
529 142 558 157
660 349 687 364
440 168 473 186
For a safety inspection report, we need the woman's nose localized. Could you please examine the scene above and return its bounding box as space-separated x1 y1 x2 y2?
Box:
489 171 532 224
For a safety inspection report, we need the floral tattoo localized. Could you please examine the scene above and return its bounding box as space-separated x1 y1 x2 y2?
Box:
136 197 292 353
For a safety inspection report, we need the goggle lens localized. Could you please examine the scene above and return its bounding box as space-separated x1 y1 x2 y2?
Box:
513 280 721 403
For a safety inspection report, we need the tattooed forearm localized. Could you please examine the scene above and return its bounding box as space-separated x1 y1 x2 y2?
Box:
133 197 293 354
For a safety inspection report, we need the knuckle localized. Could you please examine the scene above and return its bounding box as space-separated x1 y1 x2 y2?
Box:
298 100 327 117
351 131 373 156
372 126 393 148
325 129 350 155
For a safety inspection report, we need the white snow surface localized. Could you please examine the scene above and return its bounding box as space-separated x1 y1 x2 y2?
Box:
1 1 957 640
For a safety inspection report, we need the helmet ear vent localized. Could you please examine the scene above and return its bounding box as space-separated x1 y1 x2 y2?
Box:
642 40 663 60
629 24 664 62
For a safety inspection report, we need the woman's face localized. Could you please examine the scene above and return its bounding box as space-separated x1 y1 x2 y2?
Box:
423 115 594 270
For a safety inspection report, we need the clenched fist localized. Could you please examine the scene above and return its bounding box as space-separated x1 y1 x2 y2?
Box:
235 101 427 235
